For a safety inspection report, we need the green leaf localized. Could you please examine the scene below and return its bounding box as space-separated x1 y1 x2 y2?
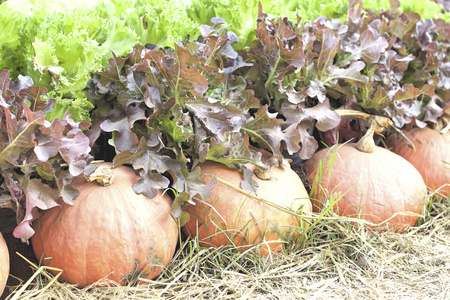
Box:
179 211 191 227
363 85 390 109
45 96 95 123
32 38 65 76
171 192 190 218
157 114 192 146
100 19 138 56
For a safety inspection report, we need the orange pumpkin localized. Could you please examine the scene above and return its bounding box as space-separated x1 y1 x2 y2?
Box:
31 164 178 287
385 126 450 197
0 233 8 295
183 154 312 255
304 112 430 232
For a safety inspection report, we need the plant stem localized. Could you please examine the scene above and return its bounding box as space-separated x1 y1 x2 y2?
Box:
86 165 115 186
356 117 377 153
336 110 411 152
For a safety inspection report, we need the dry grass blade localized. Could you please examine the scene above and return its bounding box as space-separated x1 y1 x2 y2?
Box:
6 196 450 300
9 252 75 300
214 176 423 230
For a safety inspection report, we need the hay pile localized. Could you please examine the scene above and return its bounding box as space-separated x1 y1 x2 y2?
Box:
4 195 450 300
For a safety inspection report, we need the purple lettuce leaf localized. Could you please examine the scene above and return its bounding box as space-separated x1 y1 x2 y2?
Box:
281 99 341 157
243 13 358 159
334 3 448 135
0 104 45 167
99 51 128 86
205 132 265 168
113 138 182 199
180 166 217 204
85 21 293 217
0 71 92 240
242 105 301 159
100 104 146 152
185 97 246 142
246 12 306 93
12 179 61 240
142 43 209 103
369 12 449 128
316 28 340 81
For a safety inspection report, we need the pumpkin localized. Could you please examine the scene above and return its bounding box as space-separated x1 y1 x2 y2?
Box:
182 151 312 255
0 233 8 295
304 114 428 231
31 164 178 287
385 126 450 197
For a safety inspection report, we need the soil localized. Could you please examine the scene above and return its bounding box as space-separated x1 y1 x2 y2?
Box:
291 163 311 194
0 208 38 300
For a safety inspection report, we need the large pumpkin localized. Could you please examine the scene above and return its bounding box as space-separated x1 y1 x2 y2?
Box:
385 126 450 197
183 153 312 255
304 116 428 231
31 164 178 287
0 233 8 295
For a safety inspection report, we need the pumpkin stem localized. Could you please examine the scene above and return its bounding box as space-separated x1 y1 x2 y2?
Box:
356 115 394 153
432 112 450 134
86 165 115 186
355 116 379 153
254 168 272 180
337 110 416 151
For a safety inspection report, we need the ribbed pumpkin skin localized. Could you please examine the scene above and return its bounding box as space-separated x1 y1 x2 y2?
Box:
385 127 450 196
303 144 427 231
182 160 312 255
31 164 178 287
0 233 8 295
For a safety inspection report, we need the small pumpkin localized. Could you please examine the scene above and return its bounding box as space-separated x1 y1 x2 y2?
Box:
304 114 428 231
31 164 178 287
385 126 450 196
182 151 312 255
0 233 8 295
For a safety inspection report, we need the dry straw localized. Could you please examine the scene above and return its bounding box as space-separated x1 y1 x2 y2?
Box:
4 190 450 300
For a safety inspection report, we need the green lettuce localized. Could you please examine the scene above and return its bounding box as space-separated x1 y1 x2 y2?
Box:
0 0 197 123
96 0 198 49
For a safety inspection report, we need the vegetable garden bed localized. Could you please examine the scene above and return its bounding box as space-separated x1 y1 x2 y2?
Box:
0 0 449 298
